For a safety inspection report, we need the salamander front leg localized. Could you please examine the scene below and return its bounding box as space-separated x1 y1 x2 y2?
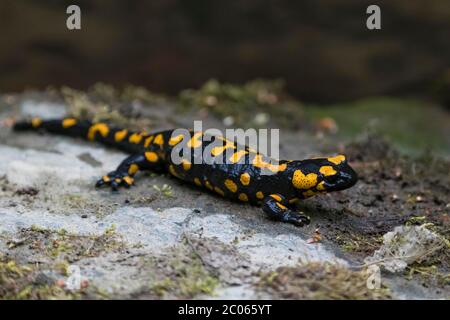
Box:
95 152 161 191
262 194 310 227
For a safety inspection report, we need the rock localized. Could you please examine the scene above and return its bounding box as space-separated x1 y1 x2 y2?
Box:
364 225 446 273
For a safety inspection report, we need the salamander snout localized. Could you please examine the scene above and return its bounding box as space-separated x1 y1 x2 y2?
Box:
321 156 358 192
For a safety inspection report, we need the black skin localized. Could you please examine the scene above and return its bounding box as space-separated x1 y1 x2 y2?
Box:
14 118 358 227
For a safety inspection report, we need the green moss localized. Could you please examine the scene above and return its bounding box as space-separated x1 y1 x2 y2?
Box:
152 184 173 198
10 225 125 262
147 247 219 299
179 78 304 128
335 233 383 255
0 258 76 299
60 83 165 129
258 262 391 300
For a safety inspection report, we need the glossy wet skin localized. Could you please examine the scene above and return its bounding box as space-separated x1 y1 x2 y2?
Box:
306 157 358 193
14 118 359 227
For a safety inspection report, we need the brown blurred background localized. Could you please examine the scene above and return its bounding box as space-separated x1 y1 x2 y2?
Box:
0 0 449 103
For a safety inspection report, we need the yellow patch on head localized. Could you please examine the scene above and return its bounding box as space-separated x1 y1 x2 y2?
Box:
303 190 316 198
128 164 139 175
194 178 202 186
129 133 143 144
205 180 213 190
292 170 318 189
115 129 128 142
31 118 42 128
214 187 225 197
62 118 77 128
229 150 248 164
181 159 192 171
187 132 203 148
145 151 158 162
238 193 248 202
224 179 238 193
256 191 264 199
276 203 287 210
153 134 164 146
87 123 109 141
328 155 346 165
316 181 326 191
270 194 282 202
169 134 184 146
319 165 337 176
240 172 251 186
102 175 110 182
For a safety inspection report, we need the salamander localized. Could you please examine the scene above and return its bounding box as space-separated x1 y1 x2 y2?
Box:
13 117 358 227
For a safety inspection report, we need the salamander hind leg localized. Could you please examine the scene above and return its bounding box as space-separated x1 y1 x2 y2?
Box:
262 194 310 227
96 152 163 191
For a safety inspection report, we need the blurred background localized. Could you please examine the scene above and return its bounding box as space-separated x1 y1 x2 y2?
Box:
1 0 449 102
0 0 449 154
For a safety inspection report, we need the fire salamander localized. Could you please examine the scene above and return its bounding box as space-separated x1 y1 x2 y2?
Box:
14 118 358 227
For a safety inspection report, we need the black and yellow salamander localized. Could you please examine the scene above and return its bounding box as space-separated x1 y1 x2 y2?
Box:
13 117 358 227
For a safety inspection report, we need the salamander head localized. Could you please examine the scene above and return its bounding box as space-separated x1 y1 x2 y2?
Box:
291 155 358 198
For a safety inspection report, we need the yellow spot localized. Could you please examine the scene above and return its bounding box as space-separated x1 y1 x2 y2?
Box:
317 181 326 191
270 194 282 202
224 179 238 193
169 134 184 146
276 203 287 210
144 136 154 147
88 123 109 141
181 159 192 171
187 132 203 148
252 154 287 173
214 187 225 197
31 118 42 128
328 155 346 165
123 176 134 185
145 152 158 162
102 175 110 182
62 118 77 128
115 129 128 142
319 166 337 176
194 178 202 186
169 165 181 178
115 178 122 184
211 141 235 156
129 133 143 144
238 193 248 202
128 164 139 175
289 198 299 204
205 180 213 190
240 173 251 186
303 190 316 198
229 150 248 164
256 191 264 199
292 170 318 189
153 134 164 146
